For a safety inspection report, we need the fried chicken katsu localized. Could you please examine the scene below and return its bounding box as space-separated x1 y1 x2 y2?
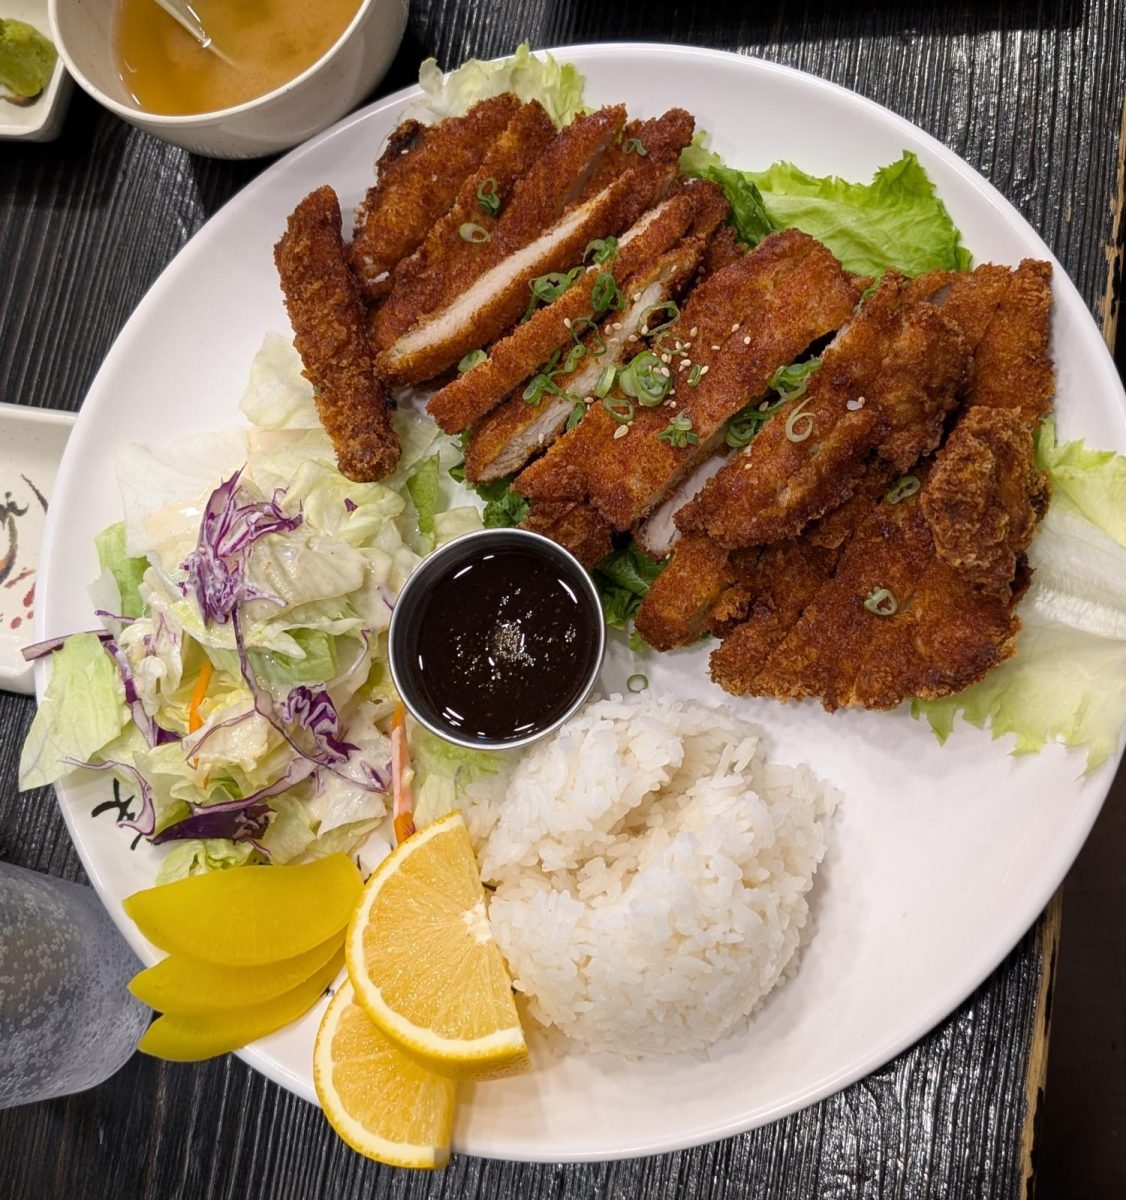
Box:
274 185 399 482
349 96 522 302
676 271 971 547
272 87 1057 717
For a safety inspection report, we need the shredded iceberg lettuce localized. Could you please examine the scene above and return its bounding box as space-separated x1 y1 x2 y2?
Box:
22 335 481 875
914 421 1126 771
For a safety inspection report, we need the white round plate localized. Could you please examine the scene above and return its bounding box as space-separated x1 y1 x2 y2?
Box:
37 44 1126 1162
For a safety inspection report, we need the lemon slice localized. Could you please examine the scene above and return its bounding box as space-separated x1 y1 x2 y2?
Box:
314 979 456 1170
345 812 528 1081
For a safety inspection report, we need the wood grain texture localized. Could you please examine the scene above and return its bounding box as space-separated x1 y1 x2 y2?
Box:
1 1 1124 1196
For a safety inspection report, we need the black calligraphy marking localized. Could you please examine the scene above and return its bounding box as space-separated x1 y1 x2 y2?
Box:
20 475 48 514
91 778 144 850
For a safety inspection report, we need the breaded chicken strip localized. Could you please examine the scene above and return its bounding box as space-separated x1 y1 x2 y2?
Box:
349 95 522 301
427 185 718 433
920 406 1048 598
369 100 556 349
633 534 737 650
274 186 399 482
520 499 613 567
373 106 638 385
464 236 707 482
677 272 969 547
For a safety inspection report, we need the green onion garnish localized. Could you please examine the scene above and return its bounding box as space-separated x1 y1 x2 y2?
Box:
591 271 623 314
569 316 607 356
885 475 921 504
863 587 898 616
687 364 704 387
458 349 486 373
655 330 688 357
584 236 618 265
724 398 785 448
619 350 672 406
602 396 635 424
476 177 501 217
459 222 491 243
784 397 815 443
639 301 679 336
656 413 699 448
627 673 649 692
593 365 617 398
623 136 648 156
566 401 586 431
561 342 586 374
769 358 821 402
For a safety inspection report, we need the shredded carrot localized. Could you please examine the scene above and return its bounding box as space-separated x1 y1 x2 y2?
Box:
188 660 214 734
391 703 415 845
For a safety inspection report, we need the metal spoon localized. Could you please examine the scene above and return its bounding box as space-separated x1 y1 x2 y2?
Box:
151 0 237 68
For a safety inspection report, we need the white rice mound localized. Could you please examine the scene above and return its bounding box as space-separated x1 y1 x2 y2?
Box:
464 694 838 1058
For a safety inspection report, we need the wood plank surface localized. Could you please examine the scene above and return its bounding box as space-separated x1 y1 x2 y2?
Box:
1 1 1124 1196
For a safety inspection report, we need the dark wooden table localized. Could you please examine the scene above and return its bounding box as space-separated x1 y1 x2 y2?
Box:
2 3 1124 1197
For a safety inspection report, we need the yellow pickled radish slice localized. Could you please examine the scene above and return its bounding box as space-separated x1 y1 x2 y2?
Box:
128 931 343 1016
138 950 343 1061
345 812 528 1081
123 854 362 966
314 979 456 1170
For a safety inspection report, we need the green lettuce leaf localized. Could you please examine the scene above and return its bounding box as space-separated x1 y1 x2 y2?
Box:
475 477 529 528
412 725 510 829
679 139 775 246
406 454 441 542
593 541 667 631
94 522 148 619
417 42 585 128
747 151 971 277
914 421 1126 771
19 633 130 789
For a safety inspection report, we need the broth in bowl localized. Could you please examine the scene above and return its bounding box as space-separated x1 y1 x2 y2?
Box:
113 0 361 115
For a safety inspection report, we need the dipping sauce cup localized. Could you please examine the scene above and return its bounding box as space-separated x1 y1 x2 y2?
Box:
388 528 606 751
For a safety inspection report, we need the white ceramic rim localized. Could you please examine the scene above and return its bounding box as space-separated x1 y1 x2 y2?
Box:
47 0 375 126
34 43 1126 1161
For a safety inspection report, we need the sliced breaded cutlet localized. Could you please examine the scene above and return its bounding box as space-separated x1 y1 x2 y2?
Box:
274 185 399 482
517 228 863 532
349 95 523 302
676 271 971 548
372 106 699 387
428 182 721 434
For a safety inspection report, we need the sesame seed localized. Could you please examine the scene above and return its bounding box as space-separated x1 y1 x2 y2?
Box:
731 322 741 332
846 397 866 411
613 424 629 439
699 365 709 376
612 322 622 330
680 358 691 369
661 353 671 364
689 326 698 337
628 334 639 342
711 344 721 351
633 292 642 302
743 336 751 345
640 326 650 336
563 318 572 329
758 401 770 411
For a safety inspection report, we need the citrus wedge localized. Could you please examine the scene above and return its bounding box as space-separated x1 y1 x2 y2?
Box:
138 950 343 1061
314 979 456 1170
123 854 362 965
128 932 344 1016
345 812 528 1081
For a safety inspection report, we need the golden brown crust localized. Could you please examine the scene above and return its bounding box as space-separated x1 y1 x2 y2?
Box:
349 96 521 301
633 534 735 651
920 406 1048 598
519 500 612 567
677 271 970 547
274 185 399 482
368 100 556 351
464 238 707 483
427 190 704 434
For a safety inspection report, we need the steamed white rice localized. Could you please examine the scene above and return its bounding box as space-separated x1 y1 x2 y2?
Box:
464 694 837 1058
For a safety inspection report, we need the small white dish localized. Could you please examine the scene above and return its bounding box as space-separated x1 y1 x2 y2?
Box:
0 0 74 142
0 403 74 693
49 0 407 158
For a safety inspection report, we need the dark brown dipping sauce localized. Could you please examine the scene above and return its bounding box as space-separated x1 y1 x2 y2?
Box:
408 546 601 743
